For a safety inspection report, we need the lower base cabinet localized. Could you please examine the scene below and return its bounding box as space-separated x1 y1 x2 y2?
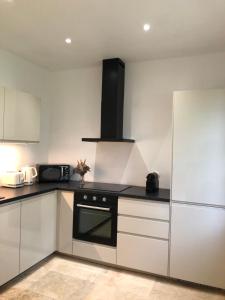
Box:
117 233 168 276
20 192 57 272
170 203 225 289
73 240 116 264
0 202 20 286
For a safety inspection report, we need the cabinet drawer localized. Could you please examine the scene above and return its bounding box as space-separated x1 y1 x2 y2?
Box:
118 216 169 239
117 233 168 275
73 240 116 264
118 198 169 220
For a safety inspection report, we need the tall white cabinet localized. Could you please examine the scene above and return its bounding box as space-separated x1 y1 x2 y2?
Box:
170 89 225 289
20 192 57 272
0 87 4 139
0 202 20 286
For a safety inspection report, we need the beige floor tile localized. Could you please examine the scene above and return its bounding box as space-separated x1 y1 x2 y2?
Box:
47 256 107 282
151 280 225 300
31 270 94 300
0 288 53 300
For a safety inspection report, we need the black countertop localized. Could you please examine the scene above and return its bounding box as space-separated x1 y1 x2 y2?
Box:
0 181 170 205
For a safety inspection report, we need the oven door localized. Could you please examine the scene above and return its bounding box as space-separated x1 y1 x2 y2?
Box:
73 203 117 246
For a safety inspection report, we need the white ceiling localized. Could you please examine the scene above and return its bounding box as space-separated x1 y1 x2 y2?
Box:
0 0 225 70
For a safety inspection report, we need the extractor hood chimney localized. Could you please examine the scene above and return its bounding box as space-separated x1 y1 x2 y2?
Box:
82 58 135 143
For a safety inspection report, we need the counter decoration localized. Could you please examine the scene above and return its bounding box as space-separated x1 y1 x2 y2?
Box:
75 159 91 185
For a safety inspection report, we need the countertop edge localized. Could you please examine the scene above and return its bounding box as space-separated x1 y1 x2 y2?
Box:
0 183 170 206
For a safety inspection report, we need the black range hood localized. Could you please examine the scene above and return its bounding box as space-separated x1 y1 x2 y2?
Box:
82 58 135 143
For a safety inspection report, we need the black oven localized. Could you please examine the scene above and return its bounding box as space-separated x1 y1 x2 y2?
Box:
73 192 118 247
38 164 71 182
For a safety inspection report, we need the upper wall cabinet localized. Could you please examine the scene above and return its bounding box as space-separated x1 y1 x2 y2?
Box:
2 87 41 142
0 87 4 139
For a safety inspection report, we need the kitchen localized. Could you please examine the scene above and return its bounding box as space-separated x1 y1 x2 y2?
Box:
0 1 225 299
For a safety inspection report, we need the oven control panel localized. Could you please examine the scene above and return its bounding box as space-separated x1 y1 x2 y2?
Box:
75 191 117 207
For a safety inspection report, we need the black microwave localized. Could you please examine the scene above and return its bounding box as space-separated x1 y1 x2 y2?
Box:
38 164 71 183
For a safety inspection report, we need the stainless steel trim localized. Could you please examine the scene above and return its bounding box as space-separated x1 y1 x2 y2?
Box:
172 200 225 209
76 204 110 211
117 231 169 242
60 166 64 178
118 214 169 223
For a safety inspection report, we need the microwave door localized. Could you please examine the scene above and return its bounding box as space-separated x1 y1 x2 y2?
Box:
41 167 61 182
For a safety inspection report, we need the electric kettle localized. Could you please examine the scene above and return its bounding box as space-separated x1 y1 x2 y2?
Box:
21 166 37 185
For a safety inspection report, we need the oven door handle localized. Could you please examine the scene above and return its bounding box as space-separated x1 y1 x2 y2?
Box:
76 204 110 211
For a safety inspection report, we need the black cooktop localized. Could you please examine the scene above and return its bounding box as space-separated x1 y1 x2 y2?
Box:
78 182 130 192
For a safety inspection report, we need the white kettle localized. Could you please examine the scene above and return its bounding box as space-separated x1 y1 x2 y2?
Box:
21 166 37 185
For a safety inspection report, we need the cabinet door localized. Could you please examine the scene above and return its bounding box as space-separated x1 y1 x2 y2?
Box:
57 191 74 254
170 203 225 289
0 202 20 286
4 87 40 142
172 89 225 206
20 192 57 272
117 233 168 276
0 87 4 139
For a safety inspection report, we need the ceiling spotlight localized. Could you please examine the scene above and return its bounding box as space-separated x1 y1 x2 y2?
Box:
143 24 151 32
65 38 72 44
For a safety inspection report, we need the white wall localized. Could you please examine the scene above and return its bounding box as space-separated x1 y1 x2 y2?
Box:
48 52 225 188
0 49 50 172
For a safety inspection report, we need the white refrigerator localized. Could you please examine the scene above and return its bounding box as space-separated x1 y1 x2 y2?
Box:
170 89 225 289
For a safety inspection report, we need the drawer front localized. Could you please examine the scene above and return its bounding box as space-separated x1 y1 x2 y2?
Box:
117 233 168 275
118 216 169 239
118 197 169 220
73 240 116 264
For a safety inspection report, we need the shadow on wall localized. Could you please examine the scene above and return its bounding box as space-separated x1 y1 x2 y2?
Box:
93 143 149 186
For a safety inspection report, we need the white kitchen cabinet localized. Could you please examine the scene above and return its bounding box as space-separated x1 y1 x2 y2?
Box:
172 89 225 206
0 202 20 286
170 203 225 289
3 87 41 142
117 197 169 276
20 192 57 272
117 233 168 275
118 197 169 221
57 191 74 255
0 87 4 139
118 215 169 239
73 240 116 264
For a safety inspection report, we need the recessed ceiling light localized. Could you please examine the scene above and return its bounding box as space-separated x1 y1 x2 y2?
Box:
143 24 151 32
65 38 72 44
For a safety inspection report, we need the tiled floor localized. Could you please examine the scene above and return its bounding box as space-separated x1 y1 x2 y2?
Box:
0 255 224 300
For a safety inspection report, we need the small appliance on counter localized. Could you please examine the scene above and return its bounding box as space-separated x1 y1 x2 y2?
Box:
146 172 159 193
21 166 37 185
37 164 71 182
1 171 25 188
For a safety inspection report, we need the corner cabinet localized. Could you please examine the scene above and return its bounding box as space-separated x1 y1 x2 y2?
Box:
20 192 57 272
0 202 20 286
57 191 74 255
0 87 41 142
